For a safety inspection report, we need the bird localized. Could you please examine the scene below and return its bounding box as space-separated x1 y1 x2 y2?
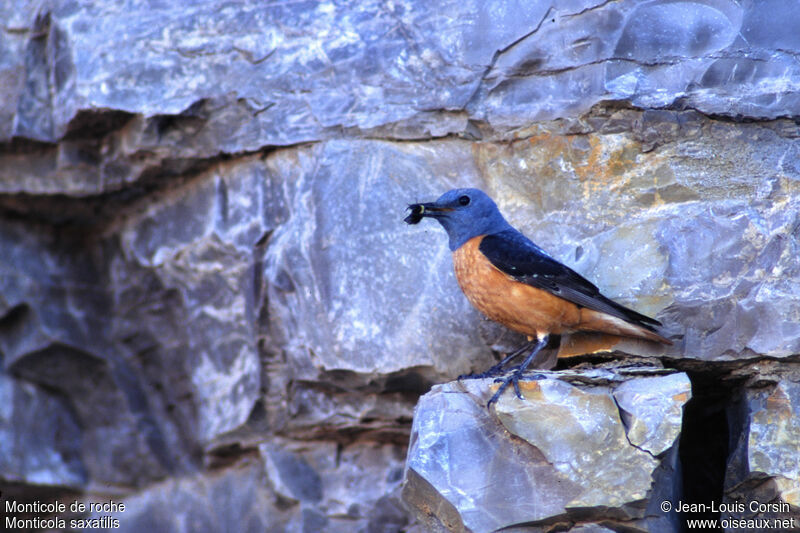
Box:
405 188 672 406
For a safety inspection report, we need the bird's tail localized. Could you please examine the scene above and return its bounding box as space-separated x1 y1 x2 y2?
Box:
578 307 673 345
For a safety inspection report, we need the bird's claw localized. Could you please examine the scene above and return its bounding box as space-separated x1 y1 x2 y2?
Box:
484 335 549 409
486 380 509 408
488 370 548 407
512 373 522 399
487 370 524 406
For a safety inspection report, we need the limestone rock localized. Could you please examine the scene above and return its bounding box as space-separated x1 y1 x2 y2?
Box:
86 459 292 533
4 0 800 200
112 165 263 446
88 441 409 533
260 440 409 531
613 373 691 456
0 372 85 488
5 0 800 150
746 381 800 506
726 374 800 515
403 366 691 531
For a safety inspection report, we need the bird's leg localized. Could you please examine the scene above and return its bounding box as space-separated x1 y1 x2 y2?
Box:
458 340 536 381
487 334 549 407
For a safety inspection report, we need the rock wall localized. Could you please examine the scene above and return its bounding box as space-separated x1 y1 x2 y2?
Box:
1 1 799 532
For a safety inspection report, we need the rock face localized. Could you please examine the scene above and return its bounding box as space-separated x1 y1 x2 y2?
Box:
404 367 690 532
1 1 799 532
726 366 800 514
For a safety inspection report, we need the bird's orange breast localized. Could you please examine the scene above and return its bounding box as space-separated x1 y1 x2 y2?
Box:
452 236 582 337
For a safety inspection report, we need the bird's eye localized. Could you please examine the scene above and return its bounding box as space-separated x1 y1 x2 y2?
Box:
458 195 470 206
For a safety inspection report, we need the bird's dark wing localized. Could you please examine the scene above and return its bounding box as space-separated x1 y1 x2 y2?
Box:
479 230 662 329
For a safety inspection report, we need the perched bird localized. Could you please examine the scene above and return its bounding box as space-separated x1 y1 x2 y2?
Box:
405 188 671 406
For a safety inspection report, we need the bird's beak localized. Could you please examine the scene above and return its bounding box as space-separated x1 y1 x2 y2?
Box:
404 202 452 225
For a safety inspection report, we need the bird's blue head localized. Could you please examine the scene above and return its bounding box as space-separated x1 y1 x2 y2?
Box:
405 188 514 250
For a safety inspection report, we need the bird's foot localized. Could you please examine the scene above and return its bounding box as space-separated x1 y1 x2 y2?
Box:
484 334 550 408
487 371 519 407
486 371 547 407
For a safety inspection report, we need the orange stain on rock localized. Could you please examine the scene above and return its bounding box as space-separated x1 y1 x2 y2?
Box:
672 392 690 404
